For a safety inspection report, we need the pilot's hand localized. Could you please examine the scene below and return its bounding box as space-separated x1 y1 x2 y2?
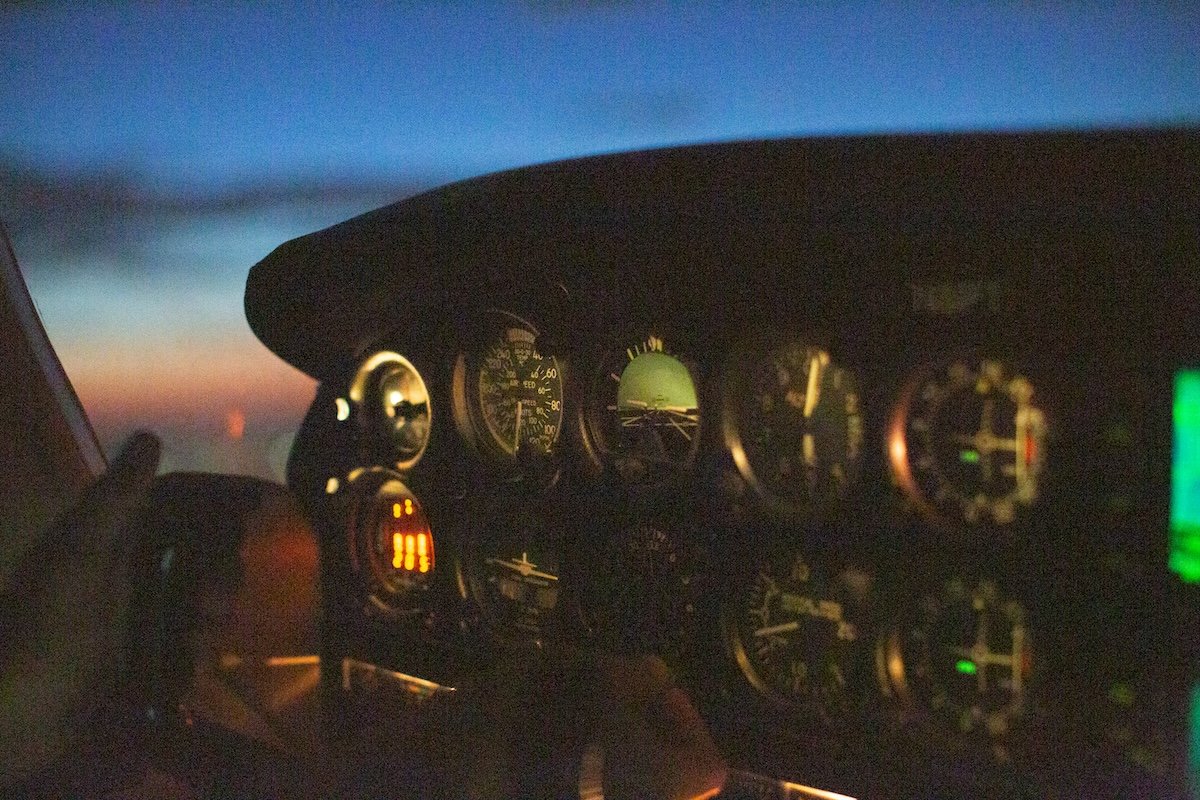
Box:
592 654 727 800
407 651 727 800
0 432 160 785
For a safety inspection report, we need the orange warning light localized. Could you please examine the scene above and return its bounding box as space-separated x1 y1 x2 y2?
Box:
392 532 404 569
387 507 435 575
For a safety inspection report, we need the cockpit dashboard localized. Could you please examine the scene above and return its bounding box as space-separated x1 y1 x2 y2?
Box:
247 129 1200 798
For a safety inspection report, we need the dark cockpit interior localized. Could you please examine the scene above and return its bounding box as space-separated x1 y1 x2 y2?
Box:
231 129 1199 797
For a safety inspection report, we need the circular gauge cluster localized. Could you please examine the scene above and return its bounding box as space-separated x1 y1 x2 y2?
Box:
727 546 877 720
462 511 564 643
727 543 1033 741
453 310 565 475
724 339 864 517
342 325 1049 531
889 358 1047 525
585 334 701 484
349 352 433 470
348 471 437 615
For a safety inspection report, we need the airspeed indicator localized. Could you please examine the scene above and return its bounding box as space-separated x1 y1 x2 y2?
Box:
454 310 565 474
477 326 563 457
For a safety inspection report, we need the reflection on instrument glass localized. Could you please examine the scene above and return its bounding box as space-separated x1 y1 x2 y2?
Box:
465 513 562 641
587 334 701 483
348 352 432 470
890 358 1047 525
350 472 436 615
726 340 863 515
454 311 564 468
881 578 1032 746
729 547 876 720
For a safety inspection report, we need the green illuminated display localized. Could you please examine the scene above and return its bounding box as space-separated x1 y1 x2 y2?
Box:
617 351 698 412
955 659 978 676
1171 371 1200 584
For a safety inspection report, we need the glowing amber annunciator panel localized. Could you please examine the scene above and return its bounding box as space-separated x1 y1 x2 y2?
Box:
385 491 433 574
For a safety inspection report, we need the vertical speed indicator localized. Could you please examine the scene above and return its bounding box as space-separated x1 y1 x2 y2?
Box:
728 547 877 720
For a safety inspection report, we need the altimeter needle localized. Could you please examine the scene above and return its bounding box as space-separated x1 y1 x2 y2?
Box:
803 354 821 418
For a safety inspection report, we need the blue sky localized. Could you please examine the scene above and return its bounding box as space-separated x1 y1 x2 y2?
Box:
2 2 1198 479
5 3 1198 187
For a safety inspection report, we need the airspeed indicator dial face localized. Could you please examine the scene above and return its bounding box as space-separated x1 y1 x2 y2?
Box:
477 326 563 456
455 311 565 469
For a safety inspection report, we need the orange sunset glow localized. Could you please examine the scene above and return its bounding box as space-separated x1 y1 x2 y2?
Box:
54 324 313 427
42 314 317 480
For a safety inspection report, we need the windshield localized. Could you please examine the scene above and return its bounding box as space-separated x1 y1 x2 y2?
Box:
3 3 1197 481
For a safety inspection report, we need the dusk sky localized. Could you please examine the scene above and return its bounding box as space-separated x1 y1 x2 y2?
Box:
2 2 1198 480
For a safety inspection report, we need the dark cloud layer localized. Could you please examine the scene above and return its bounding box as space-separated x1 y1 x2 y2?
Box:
0 158 428 273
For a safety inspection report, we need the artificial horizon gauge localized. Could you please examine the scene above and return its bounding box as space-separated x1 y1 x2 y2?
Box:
728 547 876 720
880 578 1032 742
725 339 864 515
453 311 564 466
586 334 701 483
348 472 436 615
889 357 1047 525
348 352 432 470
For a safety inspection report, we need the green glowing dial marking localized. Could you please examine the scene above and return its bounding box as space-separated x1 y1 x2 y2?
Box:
960 450 980 464
955 659 978 676
1171 370 1200 584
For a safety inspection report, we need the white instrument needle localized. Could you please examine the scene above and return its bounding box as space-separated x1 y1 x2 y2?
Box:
513 400 523 452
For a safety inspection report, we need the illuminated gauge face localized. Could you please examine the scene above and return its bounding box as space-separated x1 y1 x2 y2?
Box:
478 326 563 456
729 341 863 512
466 516 562 640
376 361 432 464
455 312 564 466
891 358 1047 525
588 335 701 482
882 579 1032 740
350 353 432 470
730 550 875 720
353 476 435 614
